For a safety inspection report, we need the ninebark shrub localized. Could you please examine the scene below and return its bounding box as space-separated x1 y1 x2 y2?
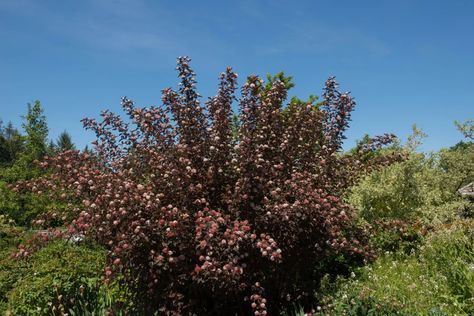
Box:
15 57 402 315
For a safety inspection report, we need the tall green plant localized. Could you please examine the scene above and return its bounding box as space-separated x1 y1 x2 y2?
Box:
0 102 52 225
22 100 49 161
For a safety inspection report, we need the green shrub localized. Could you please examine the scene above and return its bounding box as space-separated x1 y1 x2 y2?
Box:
367 219 427 255
437 141 474 194
0 216 29 314
6 241 106 315
348 152 437 221
0 214 26 250
317 221 474 315
348 143 473 225
422 220 474 312
317 256 459 315
67 278 133 316
0 179 52 226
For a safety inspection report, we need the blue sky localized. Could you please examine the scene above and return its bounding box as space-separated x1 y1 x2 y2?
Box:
0 0 473 151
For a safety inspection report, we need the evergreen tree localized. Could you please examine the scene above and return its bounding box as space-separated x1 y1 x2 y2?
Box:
47 140 56 155
0 102 51 225
83 145 93 155
22 101 49 160
0 121 8 164
56 131 75 151
0 121 25 165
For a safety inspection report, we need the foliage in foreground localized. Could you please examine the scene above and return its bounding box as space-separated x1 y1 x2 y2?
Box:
316 220 474 315
15 57 401 314
0 215 132 315
0 215 28 313
6 241 106 315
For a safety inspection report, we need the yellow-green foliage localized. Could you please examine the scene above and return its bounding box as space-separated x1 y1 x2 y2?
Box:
437 142 474 195
348 141 474 224
316 130 474 315
348 153 430 220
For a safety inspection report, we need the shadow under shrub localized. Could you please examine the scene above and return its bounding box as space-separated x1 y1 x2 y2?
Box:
15 57 402 315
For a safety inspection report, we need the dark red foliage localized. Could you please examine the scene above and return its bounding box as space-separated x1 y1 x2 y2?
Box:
15 57 402 314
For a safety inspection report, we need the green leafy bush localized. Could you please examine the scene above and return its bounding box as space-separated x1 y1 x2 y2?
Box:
367 219 428 255
348 152 436 221
6 241 106 315
0 179 52 226
316 220 474 315
348 139 473 225
0 101 55 226
0 215 29 313
422 220 474 312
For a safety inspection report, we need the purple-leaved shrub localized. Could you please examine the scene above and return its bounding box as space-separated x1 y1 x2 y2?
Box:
14 57 402 315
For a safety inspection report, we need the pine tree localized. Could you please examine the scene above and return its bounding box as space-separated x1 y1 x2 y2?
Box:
0 120 8 164
22 100 49 160
47 139 56 155
82 145 93 155
0 121 25 165
56 131 76 152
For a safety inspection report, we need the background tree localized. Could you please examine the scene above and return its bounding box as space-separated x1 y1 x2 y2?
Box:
0 121 25 166
21 100 48 161
0 102 51 225
56 131 76 152
455 119 474 140
82 145 93 155
47 140 56 155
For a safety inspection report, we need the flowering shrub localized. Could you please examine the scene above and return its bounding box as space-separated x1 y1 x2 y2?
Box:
15 57 401 314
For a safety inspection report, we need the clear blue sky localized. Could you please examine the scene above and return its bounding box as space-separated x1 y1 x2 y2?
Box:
0 0 473 151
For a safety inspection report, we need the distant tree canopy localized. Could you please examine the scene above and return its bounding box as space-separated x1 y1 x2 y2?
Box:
1 101 77 165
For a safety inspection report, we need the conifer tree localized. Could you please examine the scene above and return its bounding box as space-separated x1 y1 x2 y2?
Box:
0 121 25 165
22 101 48 160
56 131 75 152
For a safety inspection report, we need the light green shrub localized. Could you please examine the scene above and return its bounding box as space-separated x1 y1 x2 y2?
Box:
348 153 430 221
348 142 473 224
